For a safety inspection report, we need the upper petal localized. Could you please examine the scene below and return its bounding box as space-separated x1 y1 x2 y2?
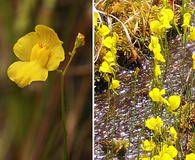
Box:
7 61 48 88
13 32 38 61
35 25 62 48
46 45 65 71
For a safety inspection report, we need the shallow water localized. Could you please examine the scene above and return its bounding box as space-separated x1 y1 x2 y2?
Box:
94 36 195 159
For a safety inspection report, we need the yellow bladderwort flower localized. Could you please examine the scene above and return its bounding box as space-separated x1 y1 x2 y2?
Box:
150 20 162 35
102 32 118 53
7 25 65 88
182 13 191 28
153 48 165 63
160 16 172 29
99 61 114 74
186 153 195 160
192 54 195 70
97 24 110 37
148 36 165 63
145 116 163 132
149 88 167 103
109 79 120 92
167 95 181 111
103 51 116 65
169 127 177 141
94 11 98 27
150 8 173 35
160 8 174 22
154 64 161 77
188 27 195 41
142 139 156 151
160 144 178 159
148 36 161 51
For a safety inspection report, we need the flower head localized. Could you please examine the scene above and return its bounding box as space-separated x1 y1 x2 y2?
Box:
103 51 116 65
160 144 178 159
182 13 191 28
109 79 120 91
145 116 163 132
7 25 65 87
186 153 195 160
142 139 156 151
169 127 177 141
150 20 162 35
154 64 161 77
188 27 195 41
149 88 166 103
167 95 181 111
94 12 99 27
192 54 195 70
99 61 114 74
102 32 118 53
97 24 110 37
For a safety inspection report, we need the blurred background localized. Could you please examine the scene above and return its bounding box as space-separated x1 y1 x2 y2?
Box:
0 0 92 159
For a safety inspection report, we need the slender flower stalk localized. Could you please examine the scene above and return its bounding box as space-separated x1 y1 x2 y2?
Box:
60 33 85 160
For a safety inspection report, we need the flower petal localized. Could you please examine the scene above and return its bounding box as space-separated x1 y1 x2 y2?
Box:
7 61 48 88
13 32 38 61
35 25 62 48
46 45 65 71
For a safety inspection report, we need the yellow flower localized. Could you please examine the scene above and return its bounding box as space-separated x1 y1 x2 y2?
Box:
154 64 161 77
148 36 165 63
145 116 163 132
192 54 195 70
150 8 174 35
150 20 162 35
142 139 156 151
160 16 172 29
149 88 166 103
103 51 116 65
153 48 165 63
7 25 65 88
160 8 174 22
99 61 114 74
102 32 118 52
169 127 177 141
167 95 181 111
97 24 110 37
186 153 195 160
188 27 195 41
182 13 191 28
109 79 120 90
160 144 178 159
94 12 98 27
148 36 161 51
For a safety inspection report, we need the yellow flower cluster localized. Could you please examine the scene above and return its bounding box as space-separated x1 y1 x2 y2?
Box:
149 87 181 113
95 21 120 93
152 144 178 160
149 7 174 79
141 116 178 160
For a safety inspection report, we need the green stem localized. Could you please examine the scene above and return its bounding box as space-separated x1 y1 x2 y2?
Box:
60 47 77 160
60 74 68 160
